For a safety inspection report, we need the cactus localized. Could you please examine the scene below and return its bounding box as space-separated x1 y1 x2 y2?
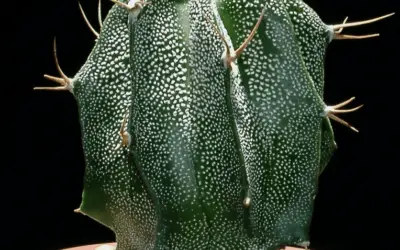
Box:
34 0 393 249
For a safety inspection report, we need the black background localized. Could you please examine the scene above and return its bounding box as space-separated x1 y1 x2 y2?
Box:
6 0 399 249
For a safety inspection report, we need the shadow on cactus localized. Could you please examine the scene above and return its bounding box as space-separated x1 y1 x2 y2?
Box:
34 0 394 249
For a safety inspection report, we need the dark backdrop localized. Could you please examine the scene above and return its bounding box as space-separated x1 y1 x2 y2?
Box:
6 0 399 249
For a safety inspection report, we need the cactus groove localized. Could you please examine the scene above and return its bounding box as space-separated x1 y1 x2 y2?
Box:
34 0 393 249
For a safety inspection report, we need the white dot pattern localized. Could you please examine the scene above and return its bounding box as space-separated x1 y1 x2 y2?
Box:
62 0 346 249
72 3 157 249
128 0 254 248
283 0 331 98
283 0 337 175
218 0 325 248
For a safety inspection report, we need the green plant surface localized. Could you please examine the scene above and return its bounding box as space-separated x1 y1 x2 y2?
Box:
35 0 394 249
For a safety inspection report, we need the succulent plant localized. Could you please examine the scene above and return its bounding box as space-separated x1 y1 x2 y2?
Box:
34 0 393 249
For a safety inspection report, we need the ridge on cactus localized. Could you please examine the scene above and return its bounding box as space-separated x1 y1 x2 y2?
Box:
34 0 394 249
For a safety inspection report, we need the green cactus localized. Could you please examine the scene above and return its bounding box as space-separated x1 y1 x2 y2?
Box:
35 4 158 249
34 0 393 249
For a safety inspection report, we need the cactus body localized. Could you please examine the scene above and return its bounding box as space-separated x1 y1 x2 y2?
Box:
63 5 157 249
35 0 393 249
128 1 252 248
217 1 324 247
283 0 337 174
